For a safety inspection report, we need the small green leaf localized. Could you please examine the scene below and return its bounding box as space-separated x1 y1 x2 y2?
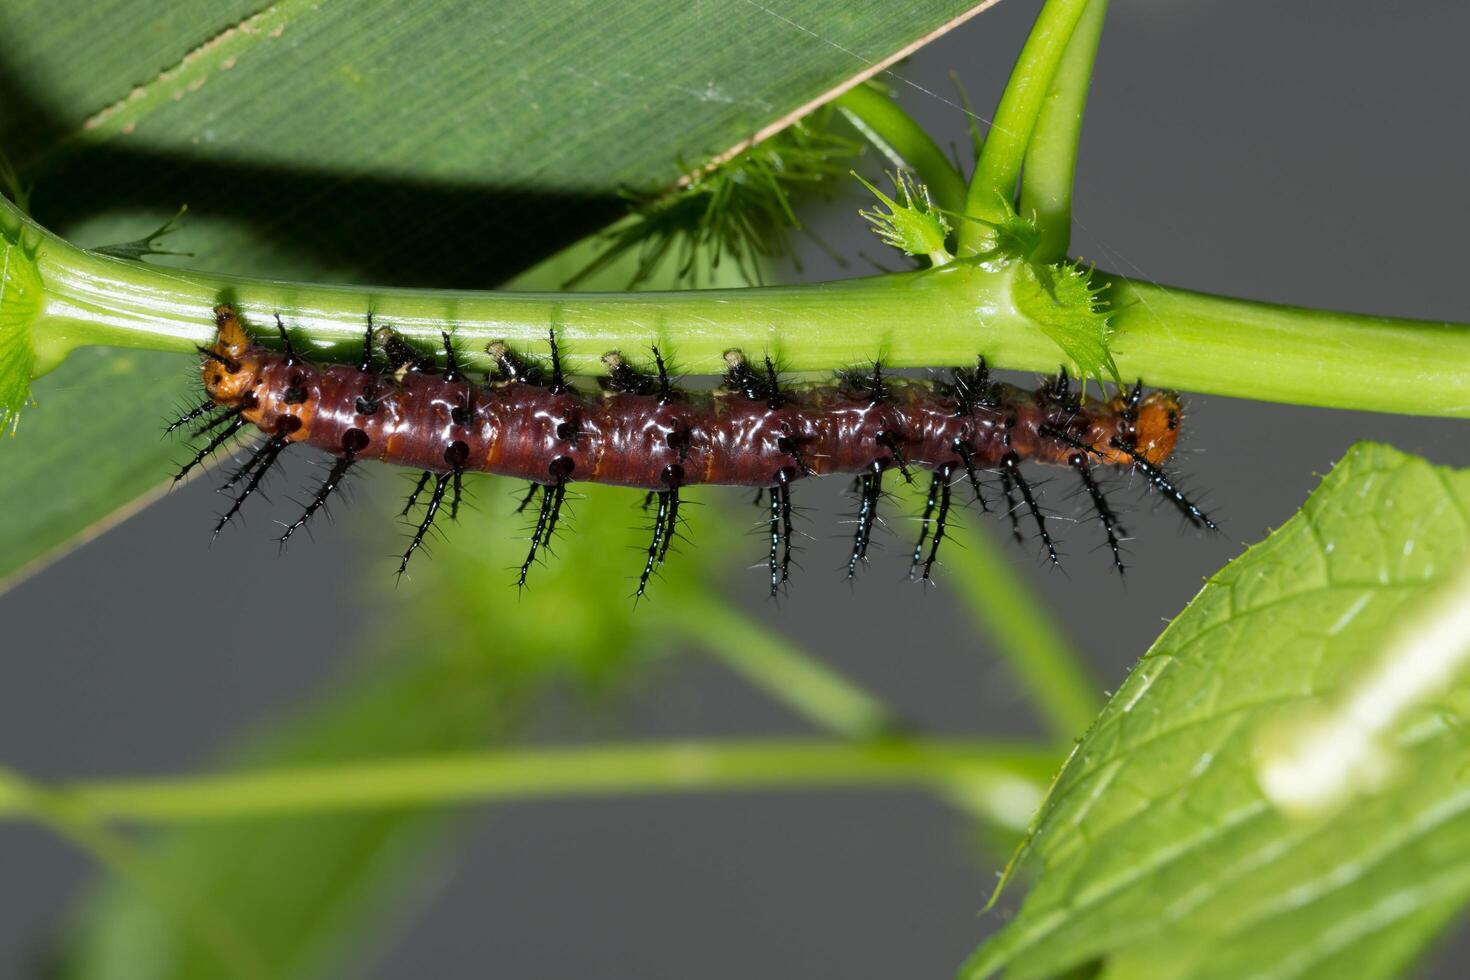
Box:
966 443 1470 980
570 112 860 289
93 206 192 262
1010 258 1119 388
0 208 42 433
854 170 952 263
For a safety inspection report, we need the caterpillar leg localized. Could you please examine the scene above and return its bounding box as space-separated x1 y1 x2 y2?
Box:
166 400 217 435
952 441 990 511
219 431 284 494
658 470 682 565
517 481 566 589
515 482 541 514
279 437 362 545
910 465 953 582
188 404 248 441
173 415 247 483
998 464 1024 545
1003 451 1059 567
876 431 914 484
1110 437 1217 530
1070 454 1126 576
636 488 677 599
397 473 450 576
767 485 782 596
442 442 470 522
213 433 290 537
911 471 942 578
543 480 567 544
847 461 883 580
779 478 794 587
450 467 464 520
767 473 795 597
401 471 434 516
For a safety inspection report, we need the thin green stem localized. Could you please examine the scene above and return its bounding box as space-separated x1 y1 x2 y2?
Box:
0 767 265 980
6 199 1470 417
0 739 1057 833
1020 0 1108 264
943 521 1101 745
660 595 902 741
835 84 968 216
960 0 1091 252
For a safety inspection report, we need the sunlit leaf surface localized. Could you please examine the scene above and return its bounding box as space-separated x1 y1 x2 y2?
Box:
966 443 1470 980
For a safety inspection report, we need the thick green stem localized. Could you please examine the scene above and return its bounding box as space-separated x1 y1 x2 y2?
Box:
0 739 1057 833
1102 276 1470 415
1020 0 1108 264
7 200 1470 417
960 0 1091 251
835 84 968 216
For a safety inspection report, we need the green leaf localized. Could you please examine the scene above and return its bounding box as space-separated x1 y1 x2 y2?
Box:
853 170 952 263
0 0 996 588
92 205 191 261
4 0 993 284
965 443 1470 980
1010 258 1118 388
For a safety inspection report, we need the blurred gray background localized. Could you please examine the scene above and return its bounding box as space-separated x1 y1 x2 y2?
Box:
3 0 1469 976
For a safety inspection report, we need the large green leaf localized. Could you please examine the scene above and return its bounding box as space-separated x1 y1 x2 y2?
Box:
965 443 1470 980
2 0 989 283
0 0 993 587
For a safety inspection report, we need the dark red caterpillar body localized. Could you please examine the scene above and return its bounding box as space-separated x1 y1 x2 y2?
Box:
180 305 1212 596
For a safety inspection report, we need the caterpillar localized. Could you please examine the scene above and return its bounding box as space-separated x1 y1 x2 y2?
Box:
175 304 1213 597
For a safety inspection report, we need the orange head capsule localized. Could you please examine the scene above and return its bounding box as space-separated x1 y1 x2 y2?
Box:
1097 388 1182 466
201 304 260 405
1131 390 1183 466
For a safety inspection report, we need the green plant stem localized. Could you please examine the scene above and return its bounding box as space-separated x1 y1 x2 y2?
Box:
1020 0 1108 264
0 739 1057 833
943 521 1101 745
8 201 1470 417
960 0 1091 251
1101 275 1470 414
834 84 967 216
660 596 902 741
0 767 265 980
